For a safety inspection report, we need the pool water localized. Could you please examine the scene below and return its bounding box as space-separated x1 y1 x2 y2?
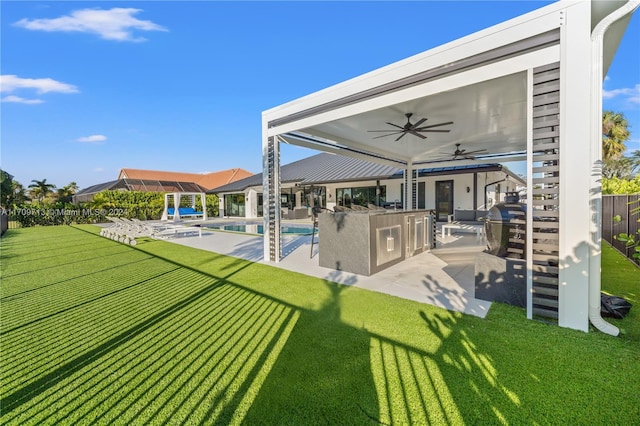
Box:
206 223 313 235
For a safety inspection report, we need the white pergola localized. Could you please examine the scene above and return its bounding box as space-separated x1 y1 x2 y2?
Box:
262 0 638 333
160 192 208 222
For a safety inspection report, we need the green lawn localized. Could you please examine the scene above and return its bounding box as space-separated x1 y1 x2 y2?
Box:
1 225 638 425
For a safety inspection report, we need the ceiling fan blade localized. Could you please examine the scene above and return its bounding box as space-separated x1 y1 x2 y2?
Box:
395 132 408 142
415 121 454 130
386 122 406 130
368 130 404 133
464 149 488 155
407 130 427 139
372 131 404 139
409 117 427 129
417 129 451 133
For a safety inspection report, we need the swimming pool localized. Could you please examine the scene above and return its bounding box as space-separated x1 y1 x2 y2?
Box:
205 223 313 236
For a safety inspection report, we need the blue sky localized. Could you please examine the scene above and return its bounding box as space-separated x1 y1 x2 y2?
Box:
1 1 638 190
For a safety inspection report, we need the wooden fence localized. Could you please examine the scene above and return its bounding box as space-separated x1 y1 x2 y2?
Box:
602 194 640 265
1 213 7 237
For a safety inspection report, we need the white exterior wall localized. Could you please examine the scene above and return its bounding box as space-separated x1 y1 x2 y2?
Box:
557 2 592 332
218 195 225 218
223 169 519 219
246 189 258 219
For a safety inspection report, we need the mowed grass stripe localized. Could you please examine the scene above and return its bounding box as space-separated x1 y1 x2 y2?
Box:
1 257 177 332
0 243 153 299
0 267 229 395
0 264 255 424
0 250 155 299
1 225 638 425
1 241 131 275
0 228 100 259
93 291 280 425
0 265 184 391
3 283 247 425
0 243 138 280
49 285 247 426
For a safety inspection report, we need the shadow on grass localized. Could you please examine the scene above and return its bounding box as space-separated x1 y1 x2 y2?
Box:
4 225 636 424
0 225 508 424
241 281 379 424
0 261 254 418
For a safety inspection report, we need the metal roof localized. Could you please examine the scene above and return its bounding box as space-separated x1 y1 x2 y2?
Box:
75 179 208 197
211 153 521 193
210 153 399 193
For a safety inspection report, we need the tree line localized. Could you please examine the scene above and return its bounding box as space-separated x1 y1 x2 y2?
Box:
0 172 219 227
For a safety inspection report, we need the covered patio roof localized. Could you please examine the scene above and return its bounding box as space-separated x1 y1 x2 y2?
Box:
261 1 638 334
264 1 632 169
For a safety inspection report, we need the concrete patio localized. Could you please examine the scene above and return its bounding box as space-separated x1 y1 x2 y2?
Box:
166 219 492 318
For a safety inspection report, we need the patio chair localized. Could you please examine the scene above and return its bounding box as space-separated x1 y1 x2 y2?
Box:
333 205 350 212
350 204 369 211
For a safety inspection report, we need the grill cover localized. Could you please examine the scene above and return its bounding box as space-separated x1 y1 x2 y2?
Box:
484 202 526 258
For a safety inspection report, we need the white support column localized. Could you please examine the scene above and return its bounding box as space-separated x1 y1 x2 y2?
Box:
263 135 281 262
173 192 181 222
201 192 208 221
161 193 169 221
558 4 591 332
404 161 414 210
526 68 534 320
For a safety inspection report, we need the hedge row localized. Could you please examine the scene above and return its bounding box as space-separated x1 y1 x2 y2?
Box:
5 190 219 228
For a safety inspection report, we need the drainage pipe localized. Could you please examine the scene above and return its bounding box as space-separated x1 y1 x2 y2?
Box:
589 0 639 336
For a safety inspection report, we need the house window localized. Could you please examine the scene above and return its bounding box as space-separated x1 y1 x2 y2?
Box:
303 186 327 208
281 193 296 209
336 185 385 207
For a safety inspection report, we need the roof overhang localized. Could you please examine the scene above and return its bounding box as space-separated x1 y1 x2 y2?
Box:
263 1 632 168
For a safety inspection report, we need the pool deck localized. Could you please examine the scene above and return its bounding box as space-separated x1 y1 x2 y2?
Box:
166 218 492 318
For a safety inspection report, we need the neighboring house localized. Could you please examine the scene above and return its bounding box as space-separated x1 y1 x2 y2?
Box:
73 167 253 204
72 179 209 204
211 153 523 220
118 167 253 191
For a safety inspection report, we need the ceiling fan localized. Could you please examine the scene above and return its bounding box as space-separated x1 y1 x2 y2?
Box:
440 143 488 160
368 113 453 142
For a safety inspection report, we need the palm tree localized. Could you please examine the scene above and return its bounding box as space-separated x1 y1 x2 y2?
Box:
56 182 79 204
11 181 29 206
602 110 630 160
28 179 56 203
0 169 13 208
603 156 634 179
630 150 640 176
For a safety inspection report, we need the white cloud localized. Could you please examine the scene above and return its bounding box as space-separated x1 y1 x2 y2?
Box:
1 75 78 94
1 95 44 104
603 83 640 104
14 8 168 42
93 167 105 172
77 134 107 144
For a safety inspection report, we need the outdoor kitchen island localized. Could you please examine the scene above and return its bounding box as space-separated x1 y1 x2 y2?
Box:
317 209 436 276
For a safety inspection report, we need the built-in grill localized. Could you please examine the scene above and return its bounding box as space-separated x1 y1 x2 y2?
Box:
484 192 526 259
